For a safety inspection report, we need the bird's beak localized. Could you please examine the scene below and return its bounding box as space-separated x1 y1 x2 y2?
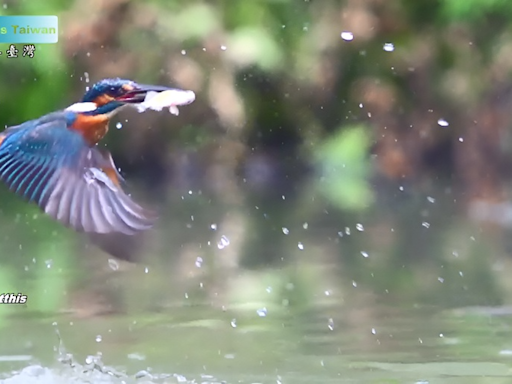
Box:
116 83 174 103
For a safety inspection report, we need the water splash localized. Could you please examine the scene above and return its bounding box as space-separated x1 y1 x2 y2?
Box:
437 118 449 127
217 235 230 249
383 43 395 52
108 258 119 271
341 31 354 41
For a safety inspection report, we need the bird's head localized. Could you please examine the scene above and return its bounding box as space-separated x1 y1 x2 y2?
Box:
69 78 172 116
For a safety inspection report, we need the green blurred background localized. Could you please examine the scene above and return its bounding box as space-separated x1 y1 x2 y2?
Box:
1 0 512 383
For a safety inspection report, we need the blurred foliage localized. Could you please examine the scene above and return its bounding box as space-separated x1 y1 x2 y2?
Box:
315 125 373 210
442 0 512 21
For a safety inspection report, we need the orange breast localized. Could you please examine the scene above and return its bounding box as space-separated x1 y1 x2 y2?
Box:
70 113 110 146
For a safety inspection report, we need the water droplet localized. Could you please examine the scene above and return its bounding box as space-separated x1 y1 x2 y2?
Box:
458 137 464 142
337 231 343 237
144 267 149 274
210 223 217 230
230 319 237 328
195 257 203 268
359 103 363 108
437 118 449 127
127 353 146 361
2 4 7 9
352 280 358 287
95 335 102 343
427 196 436 203
181 49 186 55
116 122 123 129
217 235 230 249
256 308 267 317
303 222 308 229
371 328 376 335
383 42 395 52
345 227 351 235
438 277 444 283
325 290 331 296
282 227 290 235
356 223 364 231
220 45 227 51
341 31 354 41
45 259 53 269
328 318 334 330
361 251 369 258
422 221 430 228
399 185 404 191
108 258 119 271
298 242 304 250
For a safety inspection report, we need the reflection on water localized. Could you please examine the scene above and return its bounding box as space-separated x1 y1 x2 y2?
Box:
0 169 512 383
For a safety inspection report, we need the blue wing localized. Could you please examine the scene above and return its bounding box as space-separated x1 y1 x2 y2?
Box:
0 117 156 235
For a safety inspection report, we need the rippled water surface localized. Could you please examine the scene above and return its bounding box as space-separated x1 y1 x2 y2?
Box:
0 175 512 384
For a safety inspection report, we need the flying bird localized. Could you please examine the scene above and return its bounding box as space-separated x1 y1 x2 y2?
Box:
0 78 195 260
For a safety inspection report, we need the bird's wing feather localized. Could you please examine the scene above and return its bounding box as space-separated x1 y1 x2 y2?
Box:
0 118 156 235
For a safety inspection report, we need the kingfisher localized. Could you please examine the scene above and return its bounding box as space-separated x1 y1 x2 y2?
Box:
0 78 194 260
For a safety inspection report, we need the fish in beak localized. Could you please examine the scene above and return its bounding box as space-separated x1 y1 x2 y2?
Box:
118 84 196 115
